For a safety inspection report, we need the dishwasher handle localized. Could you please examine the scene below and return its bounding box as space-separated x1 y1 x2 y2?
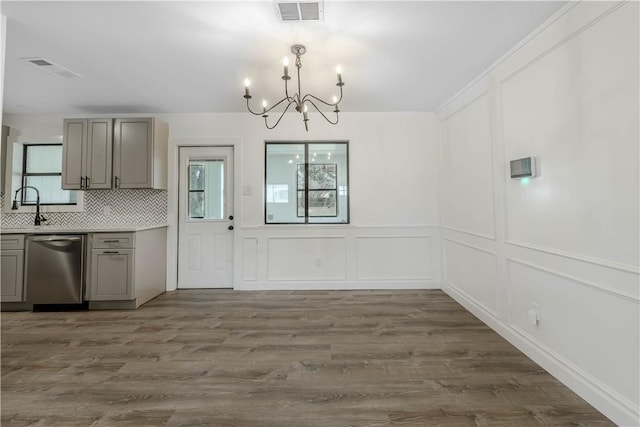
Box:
31 236 82 242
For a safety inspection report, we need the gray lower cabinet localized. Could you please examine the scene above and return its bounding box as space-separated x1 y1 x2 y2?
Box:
87 228 166 309
1 235 25 303
90 249 134 300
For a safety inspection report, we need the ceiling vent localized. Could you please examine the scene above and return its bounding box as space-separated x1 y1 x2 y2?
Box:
274 1 323 22
21 57 81 79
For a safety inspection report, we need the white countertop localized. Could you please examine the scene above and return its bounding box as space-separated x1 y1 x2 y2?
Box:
0 224 168 234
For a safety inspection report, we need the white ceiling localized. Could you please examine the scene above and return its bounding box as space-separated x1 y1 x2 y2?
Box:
1 1 565 115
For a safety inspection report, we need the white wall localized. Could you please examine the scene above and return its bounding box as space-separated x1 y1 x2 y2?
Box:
161 112 440 291
437 2 639 425
2 111 441 291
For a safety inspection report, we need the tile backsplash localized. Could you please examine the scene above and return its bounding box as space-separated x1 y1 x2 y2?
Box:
1 189 167 229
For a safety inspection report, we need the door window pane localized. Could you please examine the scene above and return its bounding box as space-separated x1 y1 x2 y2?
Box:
189 165 205 191
188 192 205 218
188 160 224 220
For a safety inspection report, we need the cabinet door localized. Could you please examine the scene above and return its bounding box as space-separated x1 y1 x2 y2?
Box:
113 118 152 189
85 119 113 189
62 119 87 190
1 250 24 302
89 249 134 300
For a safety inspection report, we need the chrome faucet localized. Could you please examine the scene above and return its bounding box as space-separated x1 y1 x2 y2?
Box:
11 186 47 226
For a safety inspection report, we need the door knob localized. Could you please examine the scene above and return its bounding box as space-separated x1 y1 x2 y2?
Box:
228 225 234 230
228 215 234 220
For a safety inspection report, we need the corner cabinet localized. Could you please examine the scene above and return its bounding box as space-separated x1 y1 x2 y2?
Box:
113 118 168 189
62 117 167 190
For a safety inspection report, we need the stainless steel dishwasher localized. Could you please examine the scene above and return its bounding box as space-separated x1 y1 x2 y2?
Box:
25 235 85 304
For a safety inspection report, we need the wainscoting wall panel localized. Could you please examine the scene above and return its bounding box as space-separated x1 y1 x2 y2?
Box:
237 226 440 290
242 238 258 281
437 2 639 425
506 258 639 407
443 237 498 317
266 236 347 282
500 1 639 267
355 236 432 281
440 93 495 239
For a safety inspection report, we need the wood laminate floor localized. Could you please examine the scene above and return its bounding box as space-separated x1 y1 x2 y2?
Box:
1 290 613 426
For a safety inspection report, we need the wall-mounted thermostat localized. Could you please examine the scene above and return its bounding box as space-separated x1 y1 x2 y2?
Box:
510 156 536 179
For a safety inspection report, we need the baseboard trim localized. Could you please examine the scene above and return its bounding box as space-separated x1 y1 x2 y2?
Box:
441 281 639 427
236 281 441 291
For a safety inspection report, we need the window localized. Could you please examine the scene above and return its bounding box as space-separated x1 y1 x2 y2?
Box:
187 160 224 220
21 144 76 205
266 184 289 203
265 141 349 224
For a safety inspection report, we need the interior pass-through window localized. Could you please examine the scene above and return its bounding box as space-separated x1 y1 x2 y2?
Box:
265 141 349 224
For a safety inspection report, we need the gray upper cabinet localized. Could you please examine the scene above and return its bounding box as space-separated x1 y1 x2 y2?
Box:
62 117 167 190
86 119 113 189
62 119 86 190
62 118 112 190
113 118 167 189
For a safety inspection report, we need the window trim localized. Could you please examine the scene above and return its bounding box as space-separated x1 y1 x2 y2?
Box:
264 140 350 225
2 137 84 214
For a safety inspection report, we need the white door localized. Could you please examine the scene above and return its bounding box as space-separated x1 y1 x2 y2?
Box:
178 146 234 288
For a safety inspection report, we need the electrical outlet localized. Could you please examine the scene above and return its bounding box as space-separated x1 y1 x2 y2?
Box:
314 258 323 268
527 308 539 326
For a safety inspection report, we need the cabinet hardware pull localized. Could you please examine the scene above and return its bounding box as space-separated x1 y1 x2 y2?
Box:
32 237 82 242
103 251 120 254
80 177 85 188
86 176 90 188
102 240 120 243
114 176 119 188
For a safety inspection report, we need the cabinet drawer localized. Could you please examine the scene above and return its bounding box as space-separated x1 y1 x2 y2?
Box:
1 235 25 250
92 233 134 249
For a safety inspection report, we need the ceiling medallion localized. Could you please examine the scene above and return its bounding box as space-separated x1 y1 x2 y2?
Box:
243 44 344 131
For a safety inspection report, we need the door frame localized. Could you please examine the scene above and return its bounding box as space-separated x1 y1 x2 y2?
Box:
166 137 242 291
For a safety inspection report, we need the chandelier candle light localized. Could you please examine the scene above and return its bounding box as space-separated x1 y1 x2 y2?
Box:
243 44 344 131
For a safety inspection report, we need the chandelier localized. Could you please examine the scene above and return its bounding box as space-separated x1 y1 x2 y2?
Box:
243 44 344 131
